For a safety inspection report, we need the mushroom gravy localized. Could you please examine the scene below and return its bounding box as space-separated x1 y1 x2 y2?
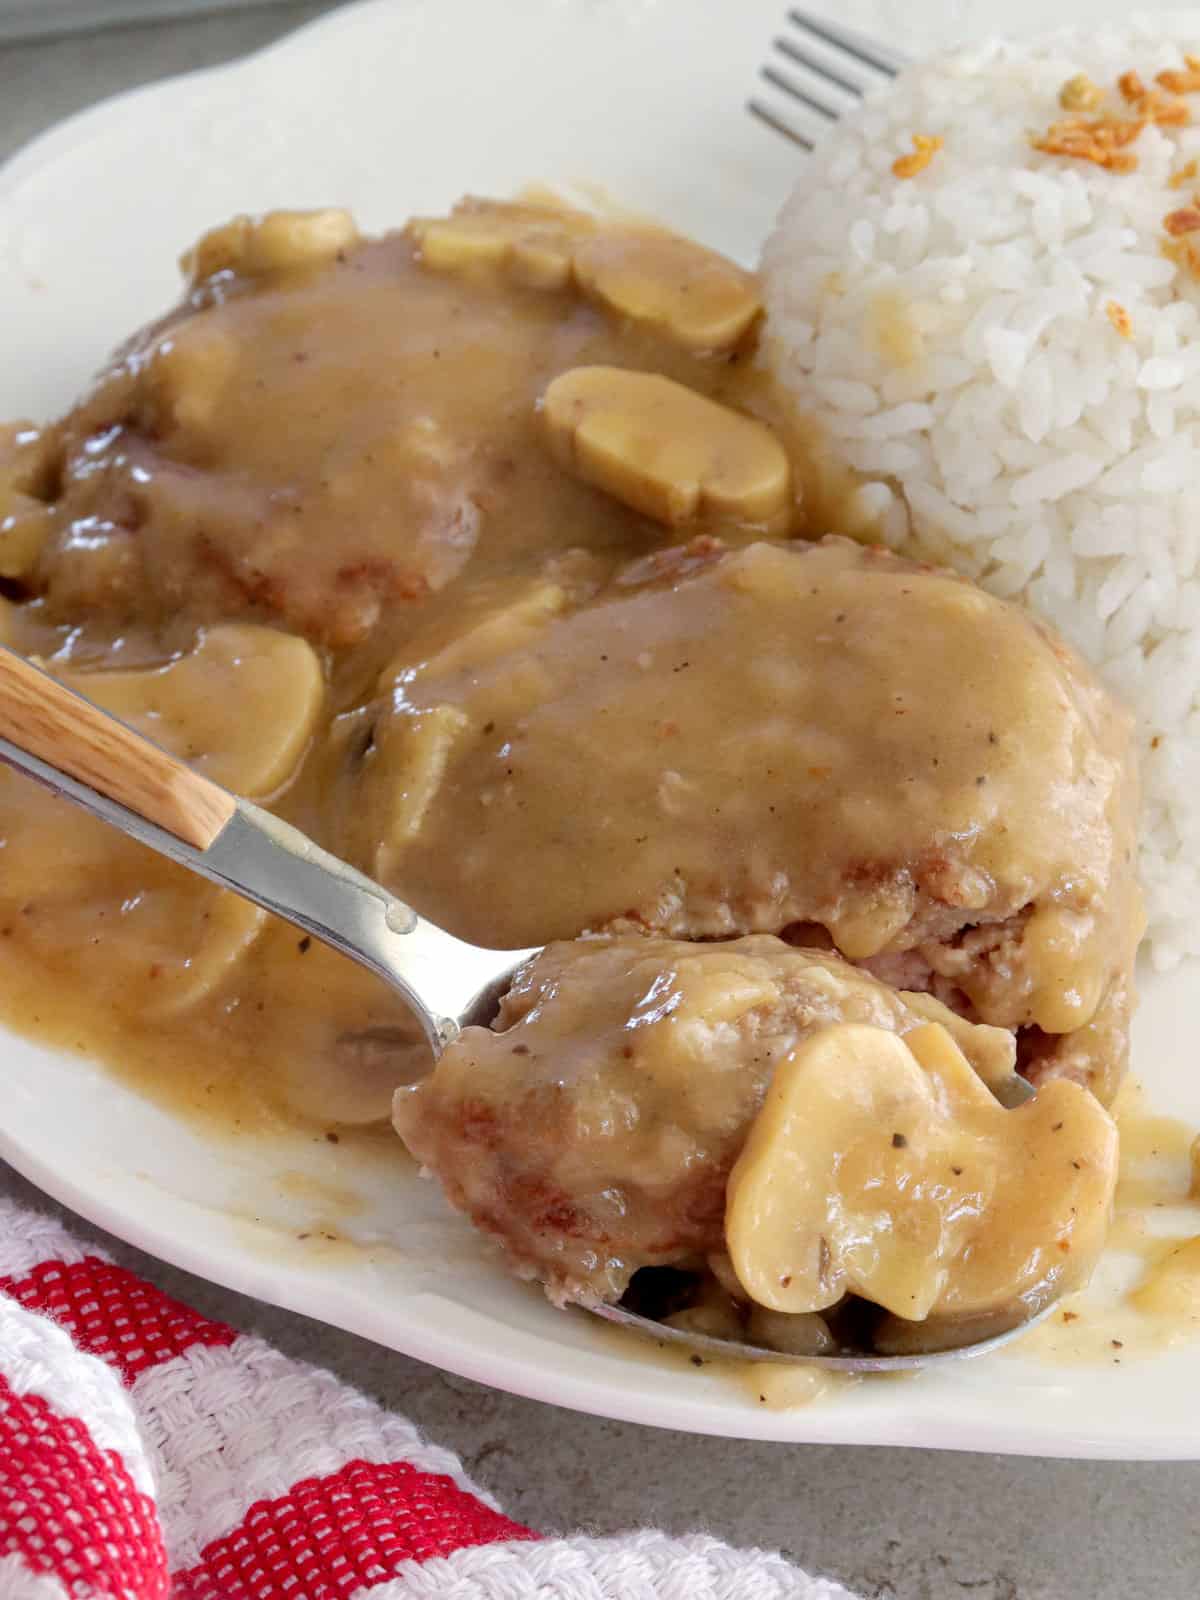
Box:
0 199 790 1129
0 199 1143 1351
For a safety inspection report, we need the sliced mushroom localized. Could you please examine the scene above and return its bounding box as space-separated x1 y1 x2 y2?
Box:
725 1020 1117 1324
663 1279 745 1342
1130 1236 1200 1322
541 366 791 532
361 581 571 877
0 505 48 582
746 1305 836 1357
0 770 268 1016
572 230 761 353
369 703 471 873
1022 904 1109 1034
411 198 594 290
182 208 360 286
142 887 268 1017
4 624 327 1015
0 424 56 580
411 200 760 352
379 579 568 685
145 324 241 434
897 988 1019 1099
317 1024 428 1123
59 622 324 798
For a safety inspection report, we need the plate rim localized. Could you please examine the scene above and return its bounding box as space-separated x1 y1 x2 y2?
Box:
2 0 1200 1457
7 1115 1199 1459
0 0 388 195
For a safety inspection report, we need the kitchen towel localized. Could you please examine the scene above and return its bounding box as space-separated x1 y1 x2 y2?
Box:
0 1195 856 1599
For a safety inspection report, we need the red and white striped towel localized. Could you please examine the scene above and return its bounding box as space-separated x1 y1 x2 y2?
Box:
0 1196 856 1599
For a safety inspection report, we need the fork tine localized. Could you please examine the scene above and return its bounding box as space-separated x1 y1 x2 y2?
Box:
787 8 905 77
747 98 815 149
773 34 865 97
761 63 842 121
750 8 907 151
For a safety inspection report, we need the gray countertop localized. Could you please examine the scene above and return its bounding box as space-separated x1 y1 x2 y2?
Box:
1 9 1198 1596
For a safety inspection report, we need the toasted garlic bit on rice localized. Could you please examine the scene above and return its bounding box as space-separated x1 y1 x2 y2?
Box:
1106 301 1133 338
1036 68 1190 174
1116 68 1190 124
1169 157 1200 187
1164 204 1200 235
1162 202 1200 279
892 135 943 179
1157 54 1200 93
1032 115 1144 173
1136 89 1191 126
1162 233 1200 278
1060 73 1103 111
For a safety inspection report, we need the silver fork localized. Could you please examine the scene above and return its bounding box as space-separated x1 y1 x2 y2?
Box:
749 8 906 148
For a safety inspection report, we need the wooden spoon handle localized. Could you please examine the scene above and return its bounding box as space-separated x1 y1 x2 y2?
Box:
0 646 236 849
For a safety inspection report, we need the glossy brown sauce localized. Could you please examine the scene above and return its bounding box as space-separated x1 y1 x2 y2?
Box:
0 198 1137 1138
1012 1081 1200 1366
0 202 794 1131
0 199 1148 1369
361 535 1138 1066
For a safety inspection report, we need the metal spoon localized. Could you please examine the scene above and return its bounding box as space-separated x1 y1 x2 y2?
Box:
0 647 1051 1371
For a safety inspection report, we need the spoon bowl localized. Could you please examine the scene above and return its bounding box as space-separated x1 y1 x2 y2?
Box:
593 1300 1053 1371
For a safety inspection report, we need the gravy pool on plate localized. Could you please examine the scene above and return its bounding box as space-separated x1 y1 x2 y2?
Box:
0 199 1142 1353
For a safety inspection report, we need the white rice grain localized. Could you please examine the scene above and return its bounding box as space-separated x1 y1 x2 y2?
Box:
761 16 1200 967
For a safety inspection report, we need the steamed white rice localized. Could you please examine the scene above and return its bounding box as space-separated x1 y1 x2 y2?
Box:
761 16 1200 969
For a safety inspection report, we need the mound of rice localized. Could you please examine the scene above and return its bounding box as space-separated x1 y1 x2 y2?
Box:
761 17 1200 969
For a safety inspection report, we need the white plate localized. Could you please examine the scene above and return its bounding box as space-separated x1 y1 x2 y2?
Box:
2 0 1199 1456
